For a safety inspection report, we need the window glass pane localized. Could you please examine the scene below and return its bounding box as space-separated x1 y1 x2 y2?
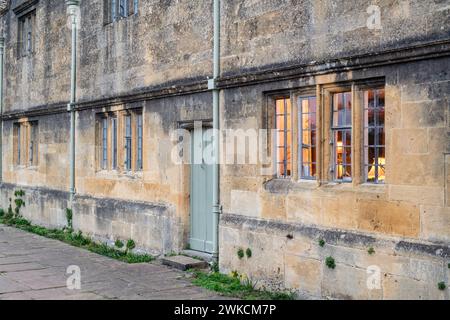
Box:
332 92 352 181
302 114 309 130
302 130 310 145
335 129 352 181
276 99 285 115
276 115 284 131
111 117 117 169
102 118 108 169
137 114 143 170
29 122 38 166
17 125 21 164
125 115 132 170
364 88 385 183
275 98 291 178
299 96 317 179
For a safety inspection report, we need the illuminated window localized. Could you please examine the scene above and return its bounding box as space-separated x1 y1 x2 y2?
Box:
275 98 292 178
332 92 352 182
298 96 317 179
364 88 385 183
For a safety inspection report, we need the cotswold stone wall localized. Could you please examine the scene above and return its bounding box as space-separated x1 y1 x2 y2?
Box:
0 183 178 255
218 56 450 299
0 0 449 299
3 0 449 113
220 214 450 300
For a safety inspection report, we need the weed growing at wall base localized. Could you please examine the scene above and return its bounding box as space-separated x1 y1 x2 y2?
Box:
190 270 296 300
0 215 154 264
326 256 336 269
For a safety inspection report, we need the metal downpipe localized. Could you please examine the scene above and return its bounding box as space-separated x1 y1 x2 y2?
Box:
212 0 221 262
67 0 80 207
0 36 4 184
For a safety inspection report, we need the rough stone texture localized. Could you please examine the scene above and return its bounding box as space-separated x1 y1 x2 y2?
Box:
0 0 449 300
0 225 220 300
220 214 450 300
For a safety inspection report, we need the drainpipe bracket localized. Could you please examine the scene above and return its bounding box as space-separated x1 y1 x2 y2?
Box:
67 103 75 112
207 78 217 90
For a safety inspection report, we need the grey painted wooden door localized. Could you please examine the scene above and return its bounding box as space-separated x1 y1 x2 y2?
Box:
189 128 214 253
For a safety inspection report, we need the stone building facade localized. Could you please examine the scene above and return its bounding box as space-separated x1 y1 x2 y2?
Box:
0 0 449 299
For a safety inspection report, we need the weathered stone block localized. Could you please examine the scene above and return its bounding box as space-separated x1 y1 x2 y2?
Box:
230 190 260 217
357 200 420 237
285 255 322 297
322 263 382 300
420 206 450 242
388 185 444 206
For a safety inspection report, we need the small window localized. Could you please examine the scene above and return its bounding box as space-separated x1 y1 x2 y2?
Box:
298 96 317 179
124 115 132 171
101 118 108 170
136 113 143 170
111 117 118 170
13 121 39 167
332 92 352 182
97 111 142 172
18 11 36 58
105 0 138 24
275 97 292 178
13 123 21 165
364 88 385 183
29 121 38 166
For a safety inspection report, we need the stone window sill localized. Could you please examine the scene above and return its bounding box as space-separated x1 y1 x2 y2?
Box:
95 170 143 180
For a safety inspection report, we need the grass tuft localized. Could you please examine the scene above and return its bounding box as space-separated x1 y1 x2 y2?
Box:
191 270 296 300
0 215 154 264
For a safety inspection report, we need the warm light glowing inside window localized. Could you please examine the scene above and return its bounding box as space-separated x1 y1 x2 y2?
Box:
332 92 352 181
276 98 292 178
364 88 385 183
299 96 317 179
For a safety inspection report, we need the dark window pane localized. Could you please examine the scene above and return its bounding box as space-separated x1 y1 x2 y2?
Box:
311 146 316 162
367 128 375 146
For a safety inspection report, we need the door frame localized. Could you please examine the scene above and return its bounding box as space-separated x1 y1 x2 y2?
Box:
178 120 213 253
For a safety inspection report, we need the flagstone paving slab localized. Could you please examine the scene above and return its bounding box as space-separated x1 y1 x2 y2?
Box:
0 225 221 300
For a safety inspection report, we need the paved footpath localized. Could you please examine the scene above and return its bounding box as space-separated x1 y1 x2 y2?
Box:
0 225 221 300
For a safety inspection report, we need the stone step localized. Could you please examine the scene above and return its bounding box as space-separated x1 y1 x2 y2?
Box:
161 255 209 271
181 250 213 263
